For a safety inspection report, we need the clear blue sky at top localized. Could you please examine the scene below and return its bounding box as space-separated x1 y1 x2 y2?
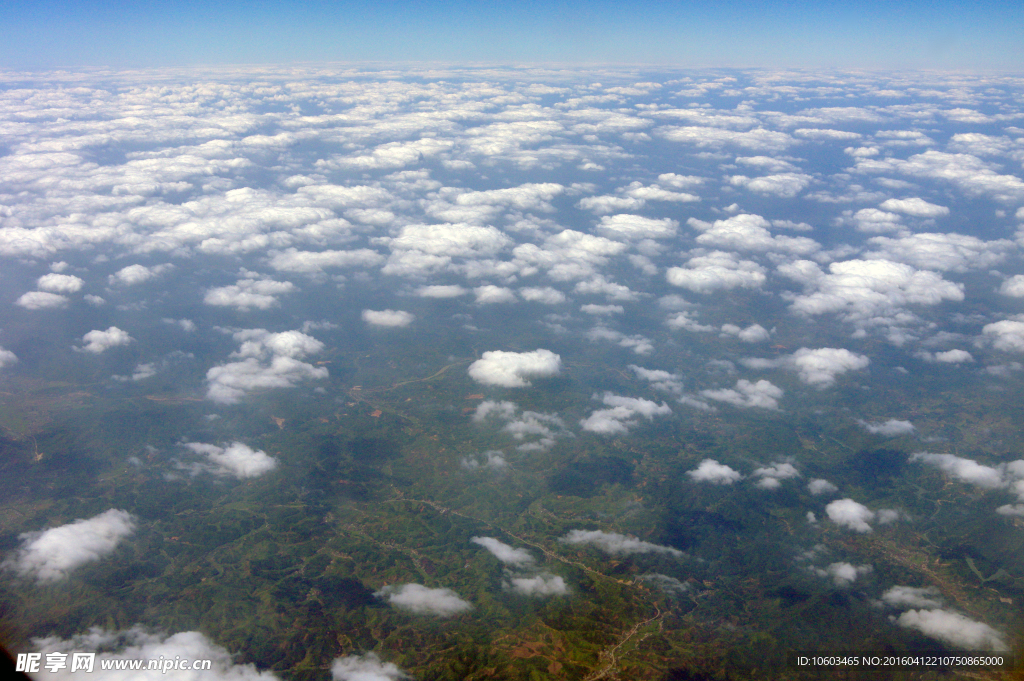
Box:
1 0 1022 70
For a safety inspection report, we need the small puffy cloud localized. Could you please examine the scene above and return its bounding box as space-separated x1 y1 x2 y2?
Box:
922 349 974 364
505 573 569 596
821 562 873 586
909 452 1005 489
181 442 278 478
37 273 84 293
585 326 655 355
206 329 328 404
790 347 871 387
629 364 683 394
473 400 567 452
76 326 133 354
16 291 69 309
687 459 743 485
519 286 566 304
807 478 839 495
579 392 671 435
374 583 471 616
468 349 561 387
5 509 135 582
896 609 1007 651
596 214 678 241
581 303 624 315
0 346 17 370
113 363 158 382
560 529 683 556
687 214 819 255
108 263 172 286
881 586 943 609
666 251 767 293
879 197 949 218
753 462 800 489
859 419 916 436
998 275 1024 297
865 233 1013 273
700 379 783 409
720 323 770 343
33 626 282 681
332 653 409 681
474 285 516 304
666 311 714 333
982 320 1024 352
846 208 903 233
460 450 508 471
471 537 534 567
415 285 468 298
267 248 384 273
729 172 813 198
825 498 875 533
362 309 414 327
204 277 297 311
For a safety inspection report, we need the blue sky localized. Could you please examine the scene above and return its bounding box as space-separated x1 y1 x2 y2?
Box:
2 0 1022 69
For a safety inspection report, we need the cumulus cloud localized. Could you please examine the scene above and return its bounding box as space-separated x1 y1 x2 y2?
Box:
471 537 534 567
560 529 683 556
909 452 1007 489
720 323 770 343
468 349 561 387
818 562 873 586
5 509 135 582
332 653 409 681
982 320 1024 352
32 626 281 680
16 291 69 309
579 392 672 435
37 273 84 293
859 419 916 436
108 263 172 286
807 478 839 495
998 275 1024 297
505 573 570 596
687 459 743 485
896 609 1007 651
204 277 297 310
629 364 683 394
374 583 471 616
753 462 800 489
519 286 566 304
205 329 328 403
917 349 974 363
879 197 949 217
585 326 654 354
362 309 414 327
729 173 813 198
865 233 1013 272
180 442 278 478
595 214 678 241
0 346 17 370
267 248 384 273
825 498 875 533
472 400 567 452
460 450 508 471
687 214 820 255
881 586 943 609
415 284 469 298
700 379 783 409
75 326 133 353
666 251 767 293
474 285 516 304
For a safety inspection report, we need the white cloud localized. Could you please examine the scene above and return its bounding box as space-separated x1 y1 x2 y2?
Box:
415 285 468 298
505 573 570 596
807 478 838 495
865 233 1013 272
36 273 84 293
687 459 743 485
204 277 297 310
181 442 278 478
857 150 1024 202
825 498 875 533
581 303 623 315
686 214 819 255
700 379 783 409
460 450 508 471
374 583 471 616
788 347 870 387
859 419 916 436
729 173 813 198
471 537 534 567
982 320 1024 352
15 291 69 309
560 529 683 556
846 208 904 233
753 462 800 489
579 392 671 435
76 326 133 353
474 285 516 304
896 609 1007 651
468 349 561 387
595 214 678 240
720 323 770 343
666 251 767 293
0 346 17 370
881 586 943 609
362 309 414 327
267 248 384 273
5 509 135 582
998 275 1024 297
629 364 683 394
205 329 328 404
909 452 1006 489
924 349 974 363
519 286 566 304
33 626 281 680
331 653 408 681
820 562 872 586
113 362 158 382
108 264 172 286
879 197 949 217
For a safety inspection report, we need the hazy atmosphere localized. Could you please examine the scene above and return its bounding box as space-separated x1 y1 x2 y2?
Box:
1 3 1023 681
